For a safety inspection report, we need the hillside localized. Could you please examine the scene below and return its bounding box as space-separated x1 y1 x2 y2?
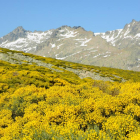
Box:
1 48 140 139
0 20 140 71
1 47 140 82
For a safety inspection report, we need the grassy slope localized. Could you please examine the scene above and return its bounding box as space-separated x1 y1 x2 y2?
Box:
1 47 140 82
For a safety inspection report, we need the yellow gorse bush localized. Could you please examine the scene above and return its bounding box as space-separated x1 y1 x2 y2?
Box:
0 54 140 140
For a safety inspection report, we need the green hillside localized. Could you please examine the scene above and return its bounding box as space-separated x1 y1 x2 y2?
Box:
0 47 140 139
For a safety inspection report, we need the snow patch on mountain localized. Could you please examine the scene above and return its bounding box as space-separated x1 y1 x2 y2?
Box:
1 40 8 45
94 33 101 36
93 54 100 58
74 38 92 46
27 31 52 43
57 44 63 49
124 36 133 39
60 28 78 39
94 23 139 48
1 38 27 48
101 29 123 46
94 29 123 46
127 24 130 28
103 55 110 57
124 27 130 37
33 46 37 51
135 33 140 38
80 38 92 46
123 33 140 40
59 30 65 32
132 21 136 25
50 43 56 48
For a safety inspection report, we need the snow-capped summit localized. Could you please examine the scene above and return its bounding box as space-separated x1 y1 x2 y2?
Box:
94 20 140 48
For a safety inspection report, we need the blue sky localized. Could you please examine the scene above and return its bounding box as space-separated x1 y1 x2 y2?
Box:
0 0 140 37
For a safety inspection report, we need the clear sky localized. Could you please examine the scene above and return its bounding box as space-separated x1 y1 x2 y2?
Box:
0 0 140 37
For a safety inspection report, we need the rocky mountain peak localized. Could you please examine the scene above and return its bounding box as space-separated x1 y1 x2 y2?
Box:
73 26 81 29
131 19 137 24
73 26 85 30
0 26 28 42
12 26 27 37
12 26 26 33
60 25 70 29
123 20 137 30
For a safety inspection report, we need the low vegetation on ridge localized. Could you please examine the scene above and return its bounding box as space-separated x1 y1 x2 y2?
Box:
1 47 140 139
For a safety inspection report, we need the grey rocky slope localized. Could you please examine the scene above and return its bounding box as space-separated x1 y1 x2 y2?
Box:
0 48 118 82
0 20 140 71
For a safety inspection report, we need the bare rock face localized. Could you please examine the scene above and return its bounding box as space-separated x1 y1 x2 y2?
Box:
0 20 140 71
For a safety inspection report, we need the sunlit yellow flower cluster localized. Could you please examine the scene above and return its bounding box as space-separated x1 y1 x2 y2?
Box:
0 58 140 139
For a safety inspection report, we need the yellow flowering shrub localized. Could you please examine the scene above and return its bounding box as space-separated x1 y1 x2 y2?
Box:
103 115 139 139
0 52 140 139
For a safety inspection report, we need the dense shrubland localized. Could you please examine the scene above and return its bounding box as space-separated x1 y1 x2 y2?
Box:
1 48 140 139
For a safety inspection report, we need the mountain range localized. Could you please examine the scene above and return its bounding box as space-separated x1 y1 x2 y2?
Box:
0 19 140 71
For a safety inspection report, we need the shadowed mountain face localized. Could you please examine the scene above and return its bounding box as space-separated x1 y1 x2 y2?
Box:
0 26 27 43
0 20 140 71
